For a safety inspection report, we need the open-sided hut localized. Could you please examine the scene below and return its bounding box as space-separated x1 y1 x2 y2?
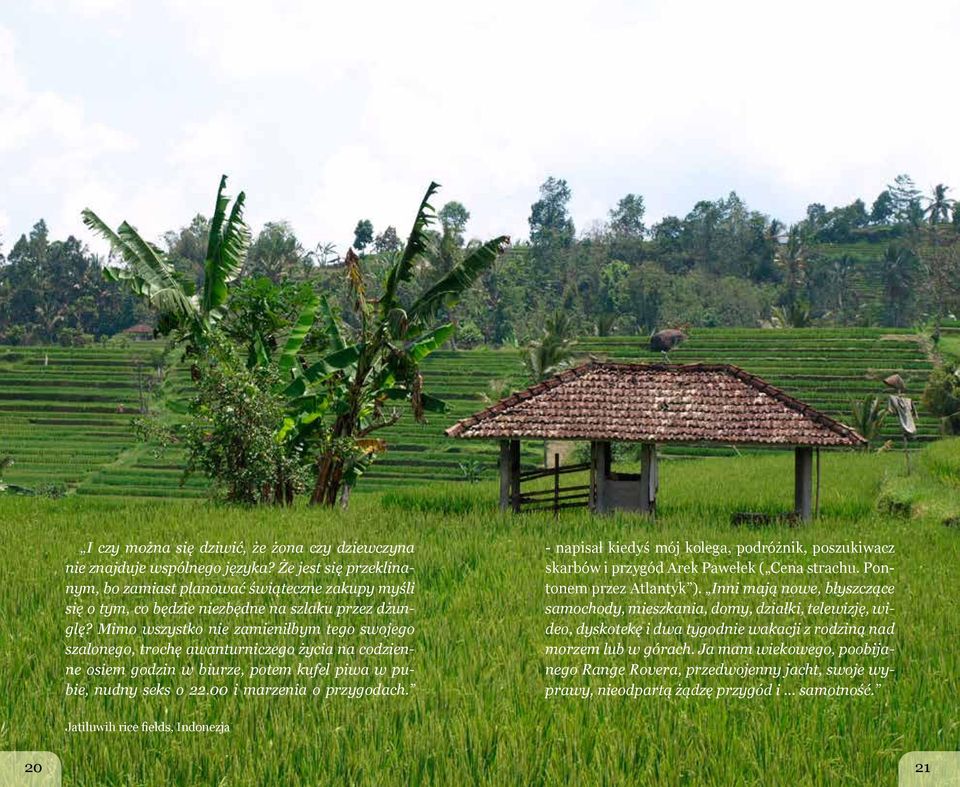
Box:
446 361 865 520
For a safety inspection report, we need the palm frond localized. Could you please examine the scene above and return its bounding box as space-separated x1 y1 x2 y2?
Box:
83 209 196 321
407 324 455 362
277 294 318 378
202 175 249 315
410 235 509 323
381 182 440 315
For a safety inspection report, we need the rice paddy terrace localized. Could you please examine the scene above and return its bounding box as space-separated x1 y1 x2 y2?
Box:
373 328 939 490
0 328 940 498
0 341 206 500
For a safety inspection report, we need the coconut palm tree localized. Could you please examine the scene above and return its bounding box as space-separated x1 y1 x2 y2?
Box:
522 309 578 382
829 254 856 318
925 184 954 226
775 226 807 305
881 245 915 326
770 301 812 328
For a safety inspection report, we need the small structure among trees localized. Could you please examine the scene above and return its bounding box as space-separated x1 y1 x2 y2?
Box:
447 362 865 520
121 323 154 341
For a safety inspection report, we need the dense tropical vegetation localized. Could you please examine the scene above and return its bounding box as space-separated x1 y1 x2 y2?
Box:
3 174 960 350
78 177 507 505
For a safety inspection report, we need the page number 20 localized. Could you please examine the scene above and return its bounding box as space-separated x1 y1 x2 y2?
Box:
24 762 43 774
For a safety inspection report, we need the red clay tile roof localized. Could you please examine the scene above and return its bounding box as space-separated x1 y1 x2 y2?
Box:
123 323 154 335
446 362 865 447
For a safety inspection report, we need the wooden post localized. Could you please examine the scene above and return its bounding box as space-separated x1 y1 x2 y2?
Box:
591 441 611 513
814 448 821 518
499 440 521 513
640 443 658 515
509 440 521 513
553 453 560 517
794 446 813 522
499 440 511 512
589 442 598 512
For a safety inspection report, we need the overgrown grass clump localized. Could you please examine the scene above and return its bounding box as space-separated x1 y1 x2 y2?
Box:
878 438 960 524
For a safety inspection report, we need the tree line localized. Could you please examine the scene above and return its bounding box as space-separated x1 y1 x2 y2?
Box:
2 173 959 350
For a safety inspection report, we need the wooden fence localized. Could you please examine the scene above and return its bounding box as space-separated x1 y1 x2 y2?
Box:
516 454 591 515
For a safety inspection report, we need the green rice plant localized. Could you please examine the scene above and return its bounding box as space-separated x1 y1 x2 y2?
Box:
0 450 956 785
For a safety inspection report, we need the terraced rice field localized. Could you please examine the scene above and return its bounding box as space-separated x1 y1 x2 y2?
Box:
0 342 207 499
0 328 939 498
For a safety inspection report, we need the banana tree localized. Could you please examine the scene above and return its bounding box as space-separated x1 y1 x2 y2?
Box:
850 396 888 448
81 175 250 356
279 182 509 506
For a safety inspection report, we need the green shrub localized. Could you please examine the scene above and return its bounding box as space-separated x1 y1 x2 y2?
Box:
849 396 888 445
922 362 960 434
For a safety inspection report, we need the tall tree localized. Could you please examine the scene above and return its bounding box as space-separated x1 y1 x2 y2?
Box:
775 226 807 306
438 201 470 245
0 220 138 343
353 219 373 252
244 221 311 282
529 177 575 248
924 183 954 226
373 225 402 254
870 189 894 224
608 193 646 238
164 214 210 289
828 254 857 319
918 230 960 322
880 244 915 326
888 174 922 224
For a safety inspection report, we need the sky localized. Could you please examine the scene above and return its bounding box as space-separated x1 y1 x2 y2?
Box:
2 0 960 256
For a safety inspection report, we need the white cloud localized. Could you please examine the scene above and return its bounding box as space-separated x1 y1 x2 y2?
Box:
4 2 960 252
0 208 10 248
167 114 251 189
157 0 960 238
0 24 137 247
35 0 131 18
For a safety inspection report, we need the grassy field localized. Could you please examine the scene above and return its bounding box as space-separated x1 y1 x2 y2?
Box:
0 328 941 498
878 438 960 523
1 447 958 786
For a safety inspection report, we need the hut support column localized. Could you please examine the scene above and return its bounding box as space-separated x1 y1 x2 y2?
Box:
794 447 813 522
640 443 658 514
590 441 610 513
499 439 521 513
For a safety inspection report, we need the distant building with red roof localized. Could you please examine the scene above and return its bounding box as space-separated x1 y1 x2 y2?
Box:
122 323 155 341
